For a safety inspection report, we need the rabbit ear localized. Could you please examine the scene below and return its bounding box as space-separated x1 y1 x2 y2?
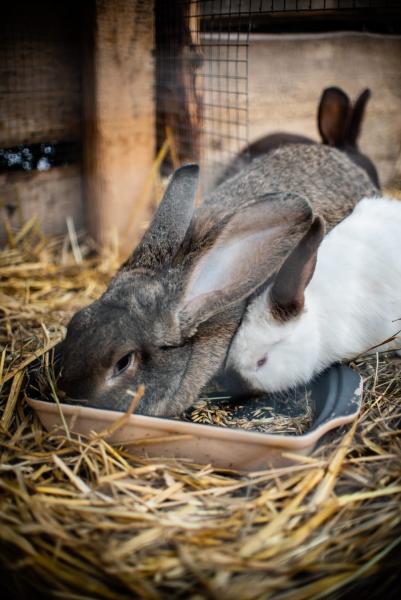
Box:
177 192 313 335
127 164 199 270
347 88 371 147
269 216 325 321
318 87 351 147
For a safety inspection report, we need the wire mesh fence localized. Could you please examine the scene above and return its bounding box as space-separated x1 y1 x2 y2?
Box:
155 0 251 187
192 0 398 14
155 0 400 188
0 1 82 173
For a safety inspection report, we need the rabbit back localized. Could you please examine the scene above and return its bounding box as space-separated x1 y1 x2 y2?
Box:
202 144 377 236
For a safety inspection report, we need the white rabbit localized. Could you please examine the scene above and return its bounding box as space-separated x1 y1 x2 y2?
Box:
227 196 401 394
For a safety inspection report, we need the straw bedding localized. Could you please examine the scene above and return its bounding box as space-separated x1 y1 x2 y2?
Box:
1 221 401 599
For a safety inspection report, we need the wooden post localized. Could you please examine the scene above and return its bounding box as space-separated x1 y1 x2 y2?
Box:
155 0 203 171
83 0 155 248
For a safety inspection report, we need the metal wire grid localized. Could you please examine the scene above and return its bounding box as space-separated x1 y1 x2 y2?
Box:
155 0 198 171
155 1 252 184
156 0 398 185
192 0 251 183
0 1 82 172
194 0 398 14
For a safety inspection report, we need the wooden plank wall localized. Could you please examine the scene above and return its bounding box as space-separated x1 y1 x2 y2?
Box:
200 30 401 190
246 33 401 187
0 1 84 237
0 2 82 146
1 0 156 246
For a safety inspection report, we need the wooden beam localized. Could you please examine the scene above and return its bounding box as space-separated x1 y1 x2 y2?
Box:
83 0 155 248
155 0 203 171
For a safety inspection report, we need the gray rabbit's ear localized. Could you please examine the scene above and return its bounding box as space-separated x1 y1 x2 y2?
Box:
128 164 199 270
318 87 350 147
177 192 313 335
347 88 371 147
270 216 325 321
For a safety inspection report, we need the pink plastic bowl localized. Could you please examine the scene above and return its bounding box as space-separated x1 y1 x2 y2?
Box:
27 364 362 471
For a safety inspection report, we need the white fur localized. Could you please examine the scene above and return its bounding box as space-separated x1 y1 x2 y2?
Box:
227 196 401 393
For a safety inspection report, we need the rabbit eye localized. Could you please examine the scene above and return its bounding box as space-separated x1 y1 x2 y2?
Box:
256 355 267 369
113 352 135 378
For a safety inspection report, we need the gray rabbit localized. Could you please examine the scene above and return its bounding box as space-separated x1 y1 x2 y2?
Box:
59 144 377 416
219 87 379 188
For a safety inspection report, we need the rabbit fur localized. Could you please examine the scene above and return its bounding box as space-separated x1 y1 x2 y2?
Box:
59 144 377 416
219 87 379 188
228 196 401 394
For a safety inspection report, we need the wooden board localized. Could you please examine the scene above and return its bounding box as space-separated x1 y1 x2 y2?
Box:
0 166 84 238
83 0 155 248
0 1 82 147
247 32 401 186
0 1 84 241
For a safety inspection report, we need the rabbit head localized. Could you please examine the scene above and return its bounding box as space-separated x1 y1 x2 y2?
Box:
59 164 315 416
318 87 379 187
227 216 326 394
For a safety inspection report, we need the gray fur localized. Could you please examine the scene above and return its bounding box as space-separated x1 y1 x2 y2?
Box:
218 87 379 188
205 144 376 232
122 163 199 271
59 144 377 416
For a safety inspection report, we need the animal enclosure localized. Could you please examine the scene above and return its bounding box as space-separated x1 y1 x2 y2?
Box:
1 2 401 598
1 0 401 243
156 0 401 190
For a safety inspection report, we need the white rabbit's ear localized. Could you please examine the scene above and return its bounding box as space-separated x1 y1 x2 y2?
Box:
269 216 325 321
177 193 313 334
318 87 350 147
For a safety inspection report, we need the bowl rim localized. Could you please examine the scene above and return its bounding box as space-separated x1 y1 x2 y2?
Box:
27 368 363 451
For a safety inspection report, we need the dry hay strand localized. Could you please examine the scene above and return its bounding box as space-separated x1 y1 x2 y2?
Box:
1 224 401 599
384 186 401 202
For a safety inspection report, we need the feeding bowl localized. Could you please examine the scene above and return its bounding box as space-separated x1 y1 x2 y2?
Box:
27 364 362 471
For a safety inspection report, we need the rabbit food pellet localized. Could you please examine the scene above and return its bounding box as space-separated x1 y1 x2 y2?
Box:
180 389 313 435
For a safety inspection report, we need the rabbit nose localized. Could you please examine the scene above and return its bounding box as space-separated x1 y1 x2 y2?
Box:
217 367 256 398
58 373 93 400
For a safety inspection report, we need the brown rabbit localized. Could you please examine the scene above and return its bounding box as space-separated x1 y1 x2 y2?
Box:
219 87 379 188
59 144 377 417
